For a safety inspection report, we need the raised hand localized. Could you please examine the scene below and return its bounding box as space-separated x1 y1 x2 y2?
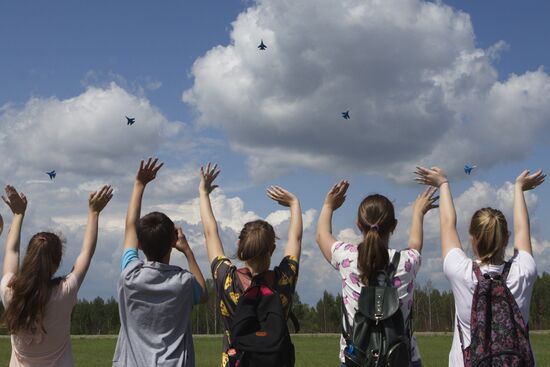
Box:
199 162 220 195
267 186 298 207
2 185 27 215
413 186 439 215
89 185 114 213
137 157 164 186
516 169 546 192
174 227 191 254
324 180 349 211
414 166 448 187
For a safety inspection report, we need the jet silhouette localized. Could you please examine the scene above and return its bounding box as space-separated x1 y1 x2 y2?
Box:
46 170 56 180
258 40 267 50
464 165 477 175
126 116 135 126
342 111 350 120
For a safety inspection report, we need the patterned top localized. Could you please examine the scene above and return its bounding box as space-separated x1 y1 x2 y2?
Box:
211 255 299 367
331 241 422 363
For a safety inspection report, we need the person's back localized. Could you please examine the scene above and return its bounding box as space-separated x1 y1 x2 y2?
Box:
114 259 197 366
0 184 113 367
444 248 536 366
415 166 545 367
198 164 303 367
1 274 77 367
316 183 436 366
113 159 207 367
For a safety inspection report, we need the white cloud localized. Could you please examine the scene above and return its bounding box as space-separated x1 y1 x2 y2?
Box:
0 82 181 179
184 0 550 181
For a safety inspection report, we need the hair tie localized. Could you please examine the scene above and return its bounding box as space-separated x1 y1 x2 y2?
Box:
369 224 379 231
36 235 47 241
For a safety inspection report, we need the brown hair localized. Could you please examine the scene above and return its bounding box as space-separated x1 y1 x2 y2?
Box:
469 207 509 264
237 220 277 273
357 195 397 285
137 212 175 262
3 232 63 334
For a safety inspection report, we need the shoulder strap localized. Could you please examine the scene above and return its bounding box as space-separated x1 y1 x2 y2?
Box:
472 261 483 282
500 250 518 281
388 250 401 279
341 296 352 344
236 268 253 291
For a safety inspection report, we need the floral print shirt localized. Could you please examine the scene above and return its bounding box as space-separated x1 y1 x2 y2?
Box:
331 241 422 362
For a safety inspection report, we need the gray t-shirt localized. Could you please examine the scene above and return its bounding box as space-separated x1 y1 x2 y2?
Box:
113 252 198 367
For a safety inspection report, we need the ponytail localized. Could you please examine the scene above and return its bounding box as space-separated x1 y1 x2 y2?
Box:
469 208 509 264
356 195 396 285
358 228 390 285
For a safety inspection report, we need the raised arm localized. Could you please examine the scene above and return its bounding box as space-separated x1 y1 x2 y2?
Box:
174 227 208 303
2 186 27 276
199 163 225 263
408 186 438 253
415 167 461 258
514 169 546 255
123 158 164 251
72 185 113 285
267 186 302 260
315 180 349 263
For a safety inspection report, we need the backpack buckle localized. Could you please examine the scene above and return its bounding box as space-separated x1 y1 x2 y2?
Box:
374 313 382 324
371 350 380 359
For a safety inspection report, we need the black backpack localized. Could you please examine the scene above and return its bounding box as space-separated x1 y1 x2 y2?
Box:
342 251 412 367
227 272 297 367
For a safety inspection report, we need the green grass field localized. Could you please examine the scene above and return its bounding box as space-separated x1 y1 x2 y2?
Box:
1 334 549 366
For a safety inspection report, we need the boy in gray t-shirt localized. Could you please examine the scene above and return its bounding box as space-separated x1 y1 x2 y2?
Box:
113 158 208 367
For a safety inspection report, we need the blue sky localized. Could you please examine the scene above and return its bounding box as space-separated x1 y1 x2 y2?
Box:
1 0 550 304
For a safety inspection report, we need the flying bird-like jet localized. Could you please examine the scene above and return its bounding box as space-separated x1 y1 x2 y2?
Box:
46 170 56 180
464 164 477 175
258 40 267 50
126 116 135 126
342 111 350 120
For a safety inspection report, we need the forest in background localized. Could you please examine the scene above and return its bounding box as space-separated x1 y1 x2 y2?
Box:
1 273 550 335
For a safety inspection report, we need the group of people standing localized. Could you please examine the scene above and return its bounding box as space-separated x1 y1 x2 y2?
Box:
0 158 545 367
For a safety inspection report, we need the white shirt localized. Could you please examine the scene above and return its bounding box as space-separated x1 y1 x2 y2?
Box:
443 248 537 367
331 241 422 363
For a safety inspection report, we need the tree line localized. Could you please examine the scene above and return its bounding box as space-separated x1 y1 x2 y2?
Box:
1 273 550 334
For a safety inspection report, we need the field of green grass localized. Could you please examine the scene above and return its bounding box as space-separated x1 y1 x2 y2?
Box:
1 333 549 366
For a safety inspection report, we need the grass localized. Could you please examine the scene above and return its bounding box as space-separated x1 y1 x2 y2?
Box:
1 333 549 366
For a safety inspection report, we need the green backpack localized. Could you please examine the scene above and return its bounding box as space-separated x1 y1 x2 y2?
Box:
342 251 411 367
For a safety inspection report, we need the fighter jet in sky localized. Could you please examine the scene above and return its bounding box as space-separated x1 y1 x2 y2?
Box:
464 164 477 175
342 111 350 120
46 170 56 180
258 40 267 50
126 116 135 126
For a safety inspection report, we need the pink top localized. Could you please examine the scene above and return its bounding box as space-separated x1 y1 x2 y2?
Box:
0 272 79 367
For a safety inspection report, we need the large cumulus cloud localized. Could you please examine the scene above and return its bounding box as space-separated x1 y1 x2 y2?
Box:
184 0 550 181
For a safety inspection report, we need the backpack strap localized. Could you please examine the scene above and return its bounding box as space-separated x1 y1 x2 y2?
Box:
341 296 352 344
500 250 518 281
388 250 401 280
471 261 483 282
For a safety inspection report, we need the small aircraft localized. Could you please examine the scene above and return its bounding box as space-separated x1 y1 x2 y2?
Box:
126 116 135 126
46 170 56 180
258 40 267 50
342 111 350 120
464 164 477 175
